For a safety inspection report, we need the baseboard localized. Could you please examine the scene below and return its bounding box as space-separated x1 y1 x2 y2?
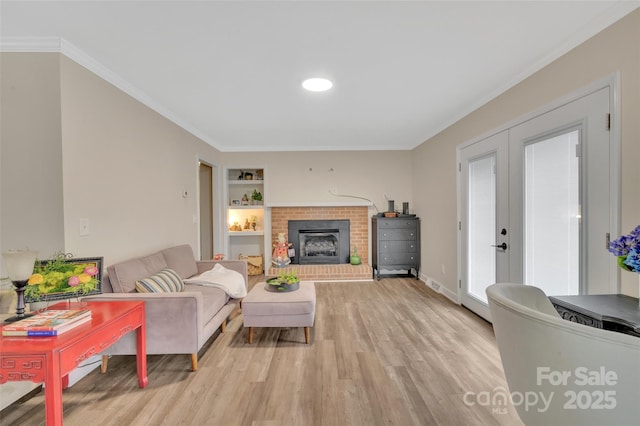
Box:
420 274 459 304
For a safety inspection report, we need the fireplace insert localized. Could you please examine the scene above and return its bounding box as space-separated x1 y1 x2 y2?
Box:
288 219 350 265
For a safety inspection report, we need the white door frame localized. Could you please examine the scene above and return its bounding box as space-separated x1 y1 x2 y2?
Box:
457 74 621 305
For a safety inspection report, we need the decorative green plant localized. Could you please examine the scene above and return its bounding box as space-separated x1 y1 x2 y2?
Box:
251 189 262 201
268 269 299 285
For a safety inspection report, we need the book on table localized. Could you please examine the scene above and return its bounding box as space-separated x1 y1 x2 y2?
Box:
2 309 92 336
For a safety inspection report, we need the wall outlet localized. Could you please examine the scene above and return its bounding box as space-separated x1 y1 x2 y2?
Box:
441 264 446 274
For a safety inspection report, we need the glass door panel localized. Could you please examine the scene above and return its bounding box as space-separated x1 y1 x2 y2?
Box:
468 154 497 303
524 130 580 295
459 130 509 321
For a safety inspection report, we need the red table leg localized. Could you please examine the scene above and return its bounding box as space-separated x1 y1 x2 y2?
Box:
44 352 64 426
136 320 148 388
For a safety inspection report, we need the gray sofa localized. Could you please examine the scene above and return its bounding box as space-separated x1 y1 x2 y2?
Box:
84 244 247 371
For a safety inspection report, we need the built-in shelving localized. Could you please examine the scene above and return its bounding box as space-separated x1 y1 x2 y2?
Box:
225 168 266 263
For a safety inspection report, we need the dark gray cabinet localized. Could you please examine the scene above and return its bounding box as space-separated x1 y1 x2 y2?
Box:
372 216 420 280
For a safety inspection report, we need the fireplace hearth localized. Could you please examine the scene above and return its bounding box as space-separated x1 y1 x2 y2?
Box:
289 219 350 265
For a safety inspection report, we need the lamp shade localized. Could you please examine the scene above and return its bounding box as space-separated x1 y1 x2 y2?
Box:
2 250 38 281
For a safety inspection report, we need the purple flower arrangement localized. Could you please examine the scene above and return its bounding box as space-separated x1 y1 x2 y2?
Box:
608 225 640 273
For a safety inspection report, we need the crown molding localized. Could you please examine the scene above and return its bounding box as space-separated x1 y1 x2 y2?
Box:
1 36 224 152
0 36 61 52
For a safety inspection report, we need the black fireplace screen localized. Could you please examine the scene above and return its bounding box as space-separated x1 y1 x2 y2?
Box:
288 220 350 265
300 232 338 257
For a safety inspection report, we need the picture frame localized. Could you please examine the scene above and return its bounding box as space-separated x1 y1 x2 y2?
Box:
24 255 103 303
231 199 241 206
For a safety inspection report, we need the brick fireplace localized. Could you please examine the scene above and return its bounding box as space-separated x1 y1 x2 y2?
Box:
268 206 372 280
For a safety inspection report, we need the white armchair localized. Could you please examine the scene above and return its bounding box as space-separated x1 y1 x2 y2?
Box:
486 283 640 426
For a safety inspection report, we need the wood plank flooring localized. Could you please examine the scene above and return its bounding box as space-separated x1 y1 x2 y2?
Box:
0 277 523 426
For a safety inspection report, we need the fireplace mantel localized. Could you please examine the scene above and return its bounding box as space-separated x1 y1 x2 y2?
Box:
267 201 372 208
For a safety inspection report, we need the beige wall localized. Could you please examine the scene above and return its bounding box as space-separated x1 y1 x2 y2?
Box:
58 56 225 265
221 151 413 213
1 53 65 259
1 53 225 268
413 9 640 296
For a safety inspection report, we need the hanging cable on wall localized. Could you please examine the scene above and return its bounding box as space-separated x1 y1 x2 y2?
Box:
328 189 379 212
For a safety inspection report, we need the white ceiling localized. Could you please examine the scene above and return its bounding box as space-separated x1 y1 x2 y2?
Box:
2 1 639 152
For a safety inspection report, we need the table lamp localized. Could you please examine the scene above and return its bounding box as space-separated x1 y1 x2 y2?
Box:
2 249 38 323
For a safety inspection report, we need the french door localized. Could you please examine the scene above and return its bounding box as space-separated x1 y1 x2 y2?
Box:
459 131 509 320
459 86 615 321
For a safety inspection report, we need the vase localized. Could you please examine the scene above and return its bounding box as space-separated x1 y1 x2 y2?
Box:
350 247 361 265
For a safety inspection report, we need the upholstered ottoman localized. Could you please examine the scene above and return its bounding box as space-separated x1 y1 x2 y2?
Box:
242 281 316 344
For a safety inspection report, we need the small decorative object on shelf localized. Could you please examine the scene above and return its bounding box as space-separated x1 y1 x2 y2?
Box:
265 270 300 292
251 189 263 205
230 222 242 232
272 233 292 268
241 193 249 205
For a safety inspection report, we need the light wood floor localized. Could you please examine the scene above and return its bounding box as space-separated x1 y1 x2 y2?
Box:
1 277 523 426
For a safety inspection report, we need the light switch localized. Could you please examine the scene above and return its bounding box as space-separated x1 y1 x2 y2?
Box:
80 218 90 236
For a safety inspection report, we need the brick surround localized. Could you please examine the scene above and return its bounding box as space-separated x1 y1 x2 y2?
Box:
269 206 371 280
270 206 369 264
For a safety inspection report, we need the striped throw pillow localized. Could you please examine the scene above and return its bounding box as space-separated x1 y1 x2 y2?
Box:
136 268 185 293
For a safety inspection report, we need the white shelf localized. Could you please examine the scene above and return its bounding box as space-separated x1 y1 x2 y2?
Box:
225 167 267 261
228 205 264 209
229 231 264 236
228 180 264 185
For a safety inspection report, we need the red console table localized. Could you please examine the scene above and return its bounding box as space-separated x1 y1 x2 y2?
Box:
0 301 148 425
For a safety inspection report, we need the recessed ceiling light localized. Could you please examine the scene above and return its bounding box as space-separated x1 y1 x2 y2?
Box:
302 78 333 92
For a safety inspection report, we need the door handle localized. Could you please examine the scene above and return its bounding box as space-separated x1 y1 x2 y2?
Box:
491 242 508 250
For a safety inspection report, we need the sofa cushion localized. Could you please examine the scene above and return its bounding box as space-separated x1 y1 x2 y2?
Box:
184 283 229 321
108 251 167 293
136 268 185 293
161 244 198 279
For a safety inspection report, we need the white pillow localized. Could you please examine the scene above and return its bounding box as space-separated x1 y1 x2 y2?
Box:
184 263 247 298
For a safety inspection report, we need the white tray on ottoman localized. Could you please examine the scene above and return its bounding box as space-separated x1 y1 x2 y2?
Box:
242 281 316 344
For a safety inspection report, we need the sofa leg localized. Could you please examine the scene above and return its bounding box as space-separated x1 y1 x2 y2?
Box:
248 327 253 344
304 327 310 344
191 354 198 371
221 319 226 333
101 355 109 373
